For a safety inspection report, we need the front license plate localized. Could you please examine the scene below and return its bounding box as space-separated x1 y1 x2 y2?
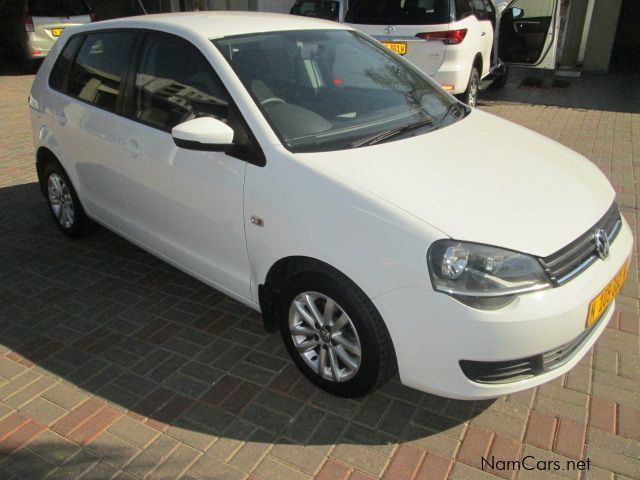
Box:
586 262 628 327
383 42 407 55
52 28 64 37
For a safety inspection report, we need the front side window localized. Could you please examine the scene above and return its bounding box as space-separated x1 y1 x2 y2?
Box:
67 31 135 112
345 0 450 25
215 30 462 153
133 33 230 132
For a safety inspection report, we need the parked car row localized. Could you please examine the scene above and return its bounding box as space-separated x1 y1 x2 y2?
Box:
291 0 563 105
4 0 561 108
30 12 631 399
0 0 95 69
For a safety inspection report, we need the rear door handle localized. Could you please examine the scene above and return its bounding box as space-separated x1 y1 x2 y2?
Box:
124 139 141 157
481 32 486 36
54 111 67 126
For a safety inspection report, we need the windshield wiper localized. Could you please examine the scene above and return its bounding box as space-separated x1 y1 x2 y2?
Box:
351 118 434 148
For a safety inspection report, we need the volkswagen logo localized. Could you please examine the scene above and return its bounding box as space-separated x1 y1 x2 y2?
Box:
384 25 397 34
594 228 610 260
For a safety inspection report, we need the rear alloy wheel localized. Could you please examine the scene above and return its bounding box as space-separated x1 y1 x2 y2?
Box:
279 272 396 398
44 163 92 238
48 173 76 230
459 66 480 107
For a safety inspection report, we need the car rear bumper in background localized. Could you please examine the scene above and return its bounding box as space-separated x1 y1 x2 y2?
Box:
373 218 633 399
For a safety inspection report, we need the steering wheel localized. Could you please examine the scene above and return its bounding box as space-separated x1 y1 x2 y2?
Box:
261 97 286 106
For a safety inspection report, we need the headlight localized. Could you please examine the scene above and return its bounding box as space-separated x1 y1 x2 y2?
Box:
427 240 551 309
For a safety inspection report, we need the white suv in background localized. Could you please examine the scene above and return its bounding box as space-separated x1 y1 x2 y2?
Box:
345 0 507 106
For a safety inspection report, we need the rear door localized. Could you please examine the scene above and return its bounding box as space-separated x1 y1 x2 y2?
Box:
344 0 447 76
63 30 137 229
28 0 93 49
497 0 561 69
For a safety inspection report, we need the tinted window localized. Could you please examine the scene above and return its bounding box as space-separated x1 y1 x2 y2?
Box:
345 0 450 25
454 0 473 18
215 30 458 153
28 0 90 17
133 33 230 132
292 1 340 21
67 31 135 113
471 0 486 18
49 35 82 92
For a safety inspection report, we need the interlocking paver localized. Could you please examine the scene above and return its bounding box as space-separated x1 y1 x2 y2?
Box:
0 67 639 479
20 396 67 426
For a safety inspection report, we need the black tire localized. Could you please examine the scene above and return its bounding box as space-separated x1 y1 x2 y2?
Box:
491 65 509 89
278 271 397 398
43 162 92 238
457 66 480 107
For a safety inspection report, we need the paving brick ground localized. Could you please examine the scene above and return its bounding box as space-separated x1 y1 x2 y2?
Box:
0 65 638 480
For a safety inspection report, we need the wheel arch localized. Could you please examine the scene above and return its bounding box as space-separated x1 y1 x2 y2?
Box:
259 255 385 334
36 146 61 196
473 53 483 77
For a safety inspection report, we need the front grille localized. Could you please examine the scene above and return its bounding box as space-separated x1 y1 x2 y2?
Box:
538 202 621 286
459 310 608 384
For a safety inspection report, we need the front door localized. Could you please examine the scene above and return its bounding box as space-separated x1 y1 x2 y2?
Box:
118 32 251 299
498 0 561 69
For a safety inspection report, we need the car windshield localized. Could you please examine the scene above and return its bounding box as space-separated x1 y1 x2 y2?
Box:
345 0 451 25
28 0 90 17
214 30 461 153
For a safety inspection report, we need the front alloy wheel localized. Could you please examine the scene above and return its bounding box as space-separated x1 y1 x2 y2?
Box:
289 291 362 382
278 271 397 398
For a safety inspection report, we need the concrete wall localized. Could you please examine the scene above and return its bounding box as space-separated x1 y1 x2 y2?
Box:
559 0 624 72
582 0 623 71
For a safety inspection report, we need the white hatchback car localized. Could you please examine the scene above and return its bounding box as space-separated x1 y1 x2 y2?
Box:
30 12 632 399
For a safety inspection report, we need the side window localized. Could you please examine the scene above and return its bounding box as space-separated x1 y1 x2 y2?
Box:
49 35 83 92
471 0 487 19
484 0 495 16
454 0 473 19
67 31 135 113
133 33 230 132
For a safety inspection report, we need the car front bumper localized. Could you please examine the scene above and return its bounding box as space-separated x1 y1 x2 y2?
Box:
373 218 633 400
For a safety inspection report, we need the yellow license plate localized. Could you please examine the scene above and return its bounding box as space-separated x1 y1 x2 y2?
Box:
586 262 628 327
52 28 64 37
383 42 407 55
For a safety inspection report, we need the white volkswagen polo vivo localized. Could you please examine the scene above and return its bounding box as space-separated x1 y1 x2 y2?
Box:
29 12 632 399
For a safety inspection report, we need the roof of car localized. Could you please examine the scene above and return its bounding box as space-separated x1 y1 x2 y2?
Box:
72 11 349 39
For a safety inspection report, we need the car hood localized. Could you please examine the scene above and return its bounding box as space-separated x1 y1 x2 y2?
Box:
300 110 615 257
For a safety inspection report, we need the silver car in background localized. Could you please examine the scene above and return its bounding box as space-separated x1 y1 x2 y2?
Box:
0 0 95 69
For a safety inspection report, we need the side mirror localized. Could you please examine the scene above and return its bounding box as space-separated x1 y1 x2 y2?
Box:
511 7 524 18
172 117 235 151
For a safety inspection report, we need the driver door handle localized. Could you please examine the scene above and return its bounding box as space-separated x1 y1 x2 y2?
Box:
124 139 141 157
481 32 486 36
